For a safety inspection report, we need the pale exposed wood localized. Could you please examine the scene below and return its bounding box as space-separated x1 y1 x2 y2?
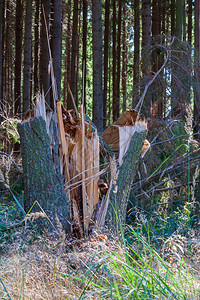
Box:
85 136 94 222
56 101 70 183
81 104 88 232
93 129 100 208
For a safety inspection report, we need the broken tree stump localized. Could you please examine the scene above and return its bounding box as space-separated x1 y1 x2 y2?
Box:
105 124 147 230
17 117 70 232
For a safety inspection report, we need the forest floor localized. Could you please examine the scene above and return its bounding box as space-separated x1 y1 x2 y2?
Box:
1 221 200 299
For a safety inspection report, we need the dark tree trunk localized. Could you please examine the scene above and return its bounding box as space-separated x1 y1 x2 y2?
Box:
92 0 103 132
34 0 40 96
0 0 3 116
70 0 79 108
82 0 88 110
112 0 118 122
23 0 32 116
17 117 70 232
142 0 152 118
122 2 127 112
116 0 122 114
171 0 175 36
103 0 110 129
1 0 5 106
194 0 200 141
133 0 140 108
14 0 23 116
63 0 71 108
176 0 184 40
188 0 192 44
40 0 51 106
5 1 14 113
52 0 62 100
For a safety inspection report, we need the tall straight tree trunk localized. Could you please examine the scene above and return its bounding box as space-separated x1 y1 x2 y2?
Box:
23 0 32 115
34 0 40 95
1 0 5 104
194 0 200 141
103 0 110 129
112 0 117 121
92 0 103 132
0 0 3 117
40 0 51 106
133 0 140 108
70 0 79 108
142 0 152 118
5 1 14 114
188 0 192 44
82 0 88 110
116 0 122 115
122 2 127 111
63 0 71 108
52 0 62 100
14 0 23 116
171 0 175 36
176 0 184 40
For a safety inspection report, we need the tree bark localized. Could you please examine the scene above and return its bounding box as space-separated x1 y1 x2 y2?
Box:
52 0 62 100
34 0 40 96
112 0 118 122
122 2 127 112
92 0 103 132
17 117 70 232
188 0 192 44
70 0 79 108
142 0 152 118
23 0 32 116
106 128 147 230
194 0 200 141
63 0 71 108
82 0 88 110
116 0 122 115
133 0 140 108
14 0 23 116
103 0 110 129
0 0 2 117
40 0 51 106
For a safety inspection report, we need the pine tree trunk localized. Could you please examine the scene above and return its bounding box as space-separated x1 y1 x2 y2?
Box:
122 3 127 112
103 0 110 129
82 0 88 110
63 0 71 108
0 0 2 116
112 0 118 122
116 0 122 114
70 0 79 108
17 117 71 232
34 0 40 96
92 0 103 132
142 0 152 118
188 0 192 44
23 0 32 116
52 0 62 100
40 0 51 106
14 0 23 116
133 0 140 108
194 0 200 141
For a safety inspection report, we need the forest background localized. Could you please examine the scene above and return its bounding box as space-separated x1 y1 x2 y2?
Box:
1 0 200 298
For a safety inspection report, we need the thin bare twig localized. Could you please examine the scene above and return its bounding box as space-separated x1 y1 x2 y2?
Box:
0 151 23 173
135 37 175 114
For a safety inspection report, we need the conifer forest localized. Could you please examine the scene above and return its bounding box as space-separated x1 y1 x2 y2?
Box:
0 0 200 299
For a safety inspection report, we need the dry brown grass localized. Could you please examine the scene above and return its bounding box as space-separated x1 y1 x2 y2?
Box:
0 228 121 300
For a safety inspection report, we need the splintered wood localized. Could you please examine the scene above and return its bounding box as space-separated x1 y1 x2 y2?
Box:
56 102 99 236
